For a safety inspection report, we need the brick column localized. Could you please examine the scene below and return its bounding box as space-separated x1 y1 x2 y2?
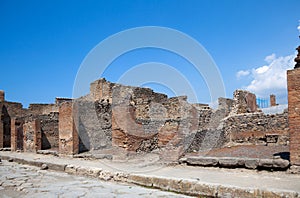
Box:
11 118 23 151
59 101 78 155
270 94 276 107
287 68 300 166
34 119 42 151
0 120 3 148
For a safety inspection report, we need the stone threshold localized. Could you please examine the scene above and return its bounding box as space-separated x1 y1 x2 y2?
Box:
180 156 290 170
0 153 299 197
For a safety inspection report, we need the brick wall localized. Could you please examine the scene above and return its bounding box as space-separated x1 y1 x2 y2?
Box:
11 118 24 151
59 101 78 155
270 94 276 106
287 68 300 166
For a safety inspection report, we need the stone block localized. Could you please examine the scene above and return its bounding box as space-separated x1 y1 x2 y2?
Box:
244 158 259 169
218 157 245 167
272 159 290 169
65 164 79 174
99 170 113 181
128 174 153 187
186 156 218 166
258 159 273 168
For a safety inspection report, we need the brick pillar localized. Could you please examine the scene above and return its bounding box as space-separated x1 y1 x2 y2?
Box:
0 120 3 148
34 119 42 151
11 118 23 151
270 94 276 107
0 103 3 148
0 90 4 102
287 68 300 166
59 101 78 155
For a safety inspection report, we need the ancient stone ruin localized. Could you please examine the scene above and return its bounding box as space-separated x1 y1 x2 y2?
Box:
0 65 300 172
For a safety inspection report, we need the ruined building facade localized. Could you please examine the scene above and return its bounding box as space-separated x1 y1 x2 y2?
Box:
0 75 293 163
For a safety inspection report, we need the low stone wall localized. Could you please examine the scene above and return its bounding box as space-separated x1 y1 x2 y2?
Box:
224 112 289 146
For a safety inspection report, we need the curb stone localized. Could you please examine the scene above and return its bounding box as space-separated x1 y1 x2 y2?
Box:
1 154 299 197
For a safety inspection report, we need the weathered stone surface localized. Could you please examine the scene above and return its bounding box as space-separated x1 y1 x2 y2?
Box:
128 174 153 187
224 112 289 146
218 157 245 167
99 170 113 181
40 164 48 170
113 172 128 182
186 157 218 166
231 90 257 114
289 165 300 174
46 163 66 171
76 167 101 178
245 158 259 169
272 159 290 169
65 164 79 174
258 159 274 168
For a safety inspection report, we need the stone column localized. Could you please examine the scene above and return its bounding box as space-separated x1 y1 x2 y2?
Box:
287 68 300 167
59 101 78 155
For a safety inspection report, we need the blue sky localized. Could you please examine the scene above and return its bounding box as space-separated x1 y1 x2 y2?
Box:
1 0 300 107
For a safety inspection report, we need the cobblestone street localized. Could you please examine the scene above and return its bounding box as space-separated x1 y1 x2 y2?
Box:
0 160 188 198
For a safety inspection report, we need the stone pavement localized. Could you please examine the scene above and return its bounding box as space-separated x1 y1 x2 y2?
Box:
0 160 188 198
1 151 300 197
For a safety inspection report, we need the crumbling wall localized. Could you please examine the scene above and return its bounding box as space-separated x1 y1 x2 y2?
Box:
73 96 112 152
40 113 59 150
23 119 41 152
224 112 289 145
0 101 26 148
28 104 58 115
230 90 257 114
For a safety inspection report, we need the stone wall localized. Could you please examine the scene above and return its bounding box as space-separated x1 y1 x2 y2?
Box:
73 96 112 152
0 101 25 148
224 112 289 146
28 104 58 115
23 119 41 152
40 113 59 150
230 90 257 114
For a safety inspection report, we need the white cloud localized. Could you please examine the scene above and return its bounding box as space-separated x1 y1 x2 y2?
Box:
298 20 300 33
237 53 295 104
236 70 250 79
264 53 276 63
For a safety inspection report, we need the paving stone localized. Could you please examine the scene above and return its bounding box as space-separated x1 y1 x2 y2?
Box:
218 157 245 167
99 170 113 181
186 157 218 166
258 159 274 168
245 158 259 169
272 159 290 169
